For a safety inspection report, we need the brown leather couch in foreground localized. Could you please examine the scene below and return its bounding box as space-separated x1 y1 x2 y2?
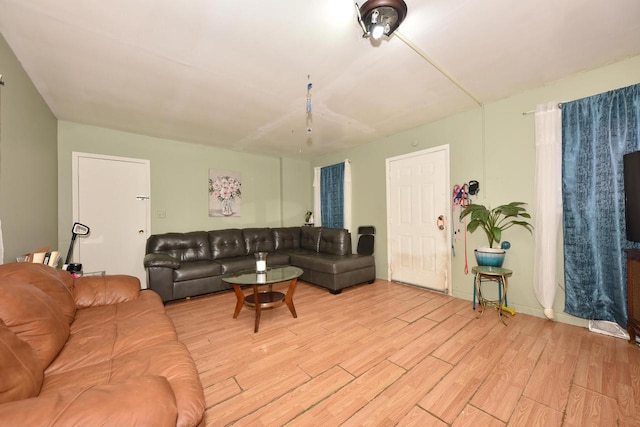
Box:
0 263 205 427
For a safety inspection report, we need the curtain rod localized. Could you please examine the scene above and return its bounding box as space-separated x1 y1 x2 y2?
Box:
522 102 564 116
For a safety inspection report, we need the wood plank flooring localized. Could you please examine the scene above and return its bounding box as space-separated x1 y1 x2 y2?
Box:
164 279 640 426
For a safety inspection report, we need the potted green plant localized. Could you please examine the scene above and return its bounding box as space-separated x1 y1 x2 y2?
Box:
459 202 533 267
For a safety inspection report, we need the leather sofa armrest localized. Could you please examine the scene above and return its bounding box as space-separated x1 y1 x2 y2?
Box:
0 376 178 427
144 253 180 269
73 274 141 309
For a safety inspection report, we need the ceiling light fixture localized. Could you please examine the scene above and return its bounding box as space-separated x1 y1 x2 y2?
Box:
356 0 408 40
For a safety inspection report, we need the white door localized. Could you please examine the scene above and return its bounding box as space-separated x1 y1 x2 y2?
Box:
72 153 150 287
387 146 451 292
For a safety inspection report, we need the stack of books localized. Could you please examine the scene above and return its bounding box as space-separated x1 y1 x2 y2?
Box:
21 246 60 268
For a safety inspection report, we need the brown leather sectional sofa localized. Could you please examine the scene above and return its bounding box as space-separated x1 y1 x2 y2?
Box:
0 262 205 427
144 226 376 303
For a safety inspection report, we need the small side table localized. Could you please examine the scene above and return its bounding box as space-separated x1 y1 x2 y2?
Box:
473 266 513 324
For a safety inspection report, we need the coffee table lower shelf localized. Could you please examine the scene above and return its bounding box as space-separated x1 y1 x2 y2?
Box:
244 290 285 308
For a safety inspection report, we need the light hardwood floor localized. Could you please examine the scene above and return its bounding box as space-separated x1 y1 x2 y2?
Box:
165 279 640 426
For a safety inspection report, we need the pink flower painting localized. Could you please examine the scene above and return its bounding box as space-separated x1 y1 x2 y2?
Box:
208 170 242 217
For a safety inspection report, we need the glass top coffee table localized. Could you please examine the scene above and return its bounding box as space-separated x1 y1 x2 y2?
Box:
222 265 303 333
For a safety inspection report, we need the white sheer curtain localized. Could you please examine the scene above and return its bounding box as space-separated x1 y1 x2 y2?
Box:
344 161 352 232
533 102 562 319
0 219 4 264
313 167 321 227
312 160 352 230
0 85 3 263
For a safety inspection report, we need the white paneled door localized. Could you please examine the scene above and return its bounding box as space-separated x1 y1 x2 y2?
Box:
72 153 150 287
387 146 450 292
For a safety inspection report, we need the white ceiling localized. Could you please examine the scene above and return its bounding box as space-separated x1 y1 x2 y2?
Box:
1 0 639 160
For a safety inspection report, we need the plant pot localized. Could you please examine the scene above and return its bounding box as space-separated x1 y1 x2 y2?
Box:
474 247 506 267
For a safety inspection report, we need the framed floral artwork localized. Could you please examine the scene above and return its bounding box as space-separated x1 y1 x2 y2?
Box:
208 170 242 217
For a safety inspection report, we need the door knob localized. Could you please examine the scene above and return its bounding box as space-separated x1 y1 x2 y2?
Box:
138 229 145 234
436 215 445 230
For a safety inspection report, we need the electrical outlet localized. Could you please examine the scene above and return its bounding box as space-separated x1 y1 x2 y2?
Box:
157 210 166 219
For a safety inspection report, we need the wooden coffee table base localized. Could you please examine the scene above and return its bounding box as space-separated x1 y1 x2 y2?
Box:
232 278 299 333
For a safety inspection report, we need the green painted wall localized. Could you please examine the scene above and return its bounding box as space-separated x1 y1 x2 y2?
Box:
57 121 312 254
281 156 313 226
313 55 640 325
0 34 58 263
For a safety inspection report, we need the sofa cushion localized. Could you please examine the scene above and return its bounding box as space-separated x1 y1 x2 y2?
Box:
300 226 321 252
242 228 276 254
215 253 290 273
209 229 246 259
289 253 374 275
144 253 180 269
46 291 177 375
2 376 179 427
0 322 43 404
73 274 142 309
319 228 351 256
263 252 290 267
146 231 212 262
0 281 69 370
214 256 255 274
273 227 301 251
173 260 222 282
41 340 204 427
0 263 76 325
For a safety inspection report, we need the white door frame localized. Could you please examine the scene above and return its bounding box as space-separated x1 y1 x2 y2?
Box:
385 145 452 294
71 152 151 283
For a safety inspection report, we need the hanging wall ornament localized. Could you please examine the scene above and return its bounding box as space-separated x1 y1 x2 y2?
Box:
306 78 313 134
306 76 313 145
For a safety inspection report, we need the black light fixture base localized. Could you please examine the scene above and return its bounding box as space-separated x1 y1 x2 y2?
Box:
357 0 408 39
